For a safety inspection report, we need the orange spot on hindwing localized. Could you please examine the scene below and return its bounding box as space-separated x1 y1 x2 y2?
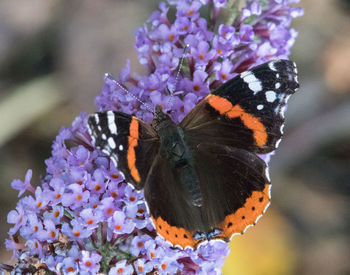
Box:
206 95 268 147
127 118 141 182
216 184 271 240
151 216 197 249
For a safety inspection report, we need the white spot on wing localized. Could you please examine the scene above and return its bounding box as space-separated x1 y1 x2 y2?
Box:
242 74 257 83
268 61 277 71
241 72 263 94
108 137 116 149
107 111 117 134
102 134 107 140
119 144 123 151
94 114 100 124
275 82 281 89
249 82 263 94
257 104 264 110
240 71 250 78
265 91 276 102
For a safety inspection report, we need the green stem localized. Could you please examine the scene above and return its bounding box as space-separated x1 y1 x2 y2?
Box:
225 0 241 26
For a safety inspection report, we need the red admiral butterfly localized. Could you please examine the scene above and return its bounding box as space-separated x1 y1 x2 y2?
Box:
87 59 299 249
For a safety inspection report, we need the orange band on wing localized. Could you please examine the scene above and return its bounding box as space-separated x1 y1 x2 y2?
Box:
217 184 271 240
206 94 268 147
151 216 196 249
127 118 141 183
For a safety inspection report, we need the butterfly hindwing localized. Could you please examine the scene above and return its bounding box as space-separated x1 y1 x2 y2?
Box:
144 154 204 249
181 59 299 154
192 143 271 241
145 142 271 248
87 111 159 189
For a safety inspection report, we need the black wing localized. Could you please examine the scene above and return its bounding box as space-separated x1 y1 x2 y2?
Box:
87 111 159 189
191 143 271 241
144 143 271 248
144 154 204 249
181 59 299 154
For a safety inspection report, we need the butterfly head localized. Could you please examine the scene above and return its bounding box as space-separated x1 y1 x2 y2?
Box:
152 105 173 132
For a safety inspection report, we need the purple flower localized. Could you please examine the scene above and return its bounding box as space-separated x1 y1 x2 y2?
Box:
190 41 216 67
124 203 148 229
108 210 135 235
134 258 153 274
19 213 43 240
124 185 142 205
79 208 103 230
241 0 262 21
25 239 44 258
61 183 90 209
109 260 134 275
21 186 49 212
7 203 27 235
240 24 255 42
86 169 107 194
67 145 94 170
79 250 102 274
99 197 117 218
182 70 210 96
40 219 59 242
62 257 79 274
174 17 196 35
43 205 64 225
48 177 65 205
11 169 34 197
156 256 183 275
215 59 235 82
130 235 153 256
150 24 179 43
176 0 202 20
61 219 93 240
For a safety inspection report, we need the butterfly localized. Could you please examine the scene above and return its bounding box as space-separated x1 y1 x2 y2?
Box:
87 59 299 249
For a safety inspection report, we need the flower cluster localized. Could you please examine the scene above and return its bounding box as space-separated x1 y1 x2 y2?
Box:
3 0 302 274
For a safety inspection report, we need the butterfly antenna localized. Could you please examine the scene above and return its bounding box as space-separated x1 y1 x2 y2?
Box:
105 73 154 113
167 44 190 111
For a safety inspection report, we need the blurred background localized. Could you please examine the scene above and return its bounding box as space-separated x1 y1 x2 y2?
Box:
0 1 349 274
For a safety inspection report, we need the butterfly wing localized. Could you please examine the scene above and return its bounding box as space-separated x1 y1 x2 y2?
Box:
144 154 205 249
87 111 159 189
144 142 271 248
181 59 299 154
191 143 270 242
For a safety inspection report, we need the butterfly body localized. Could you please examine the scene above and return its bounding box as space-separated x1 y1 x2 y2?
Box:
152 105 202 207
87 59 299 249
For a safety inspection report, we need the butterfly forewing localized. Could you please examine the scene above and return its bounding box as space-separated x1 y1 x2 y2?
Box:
181 59 299 154
87 111 159 189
